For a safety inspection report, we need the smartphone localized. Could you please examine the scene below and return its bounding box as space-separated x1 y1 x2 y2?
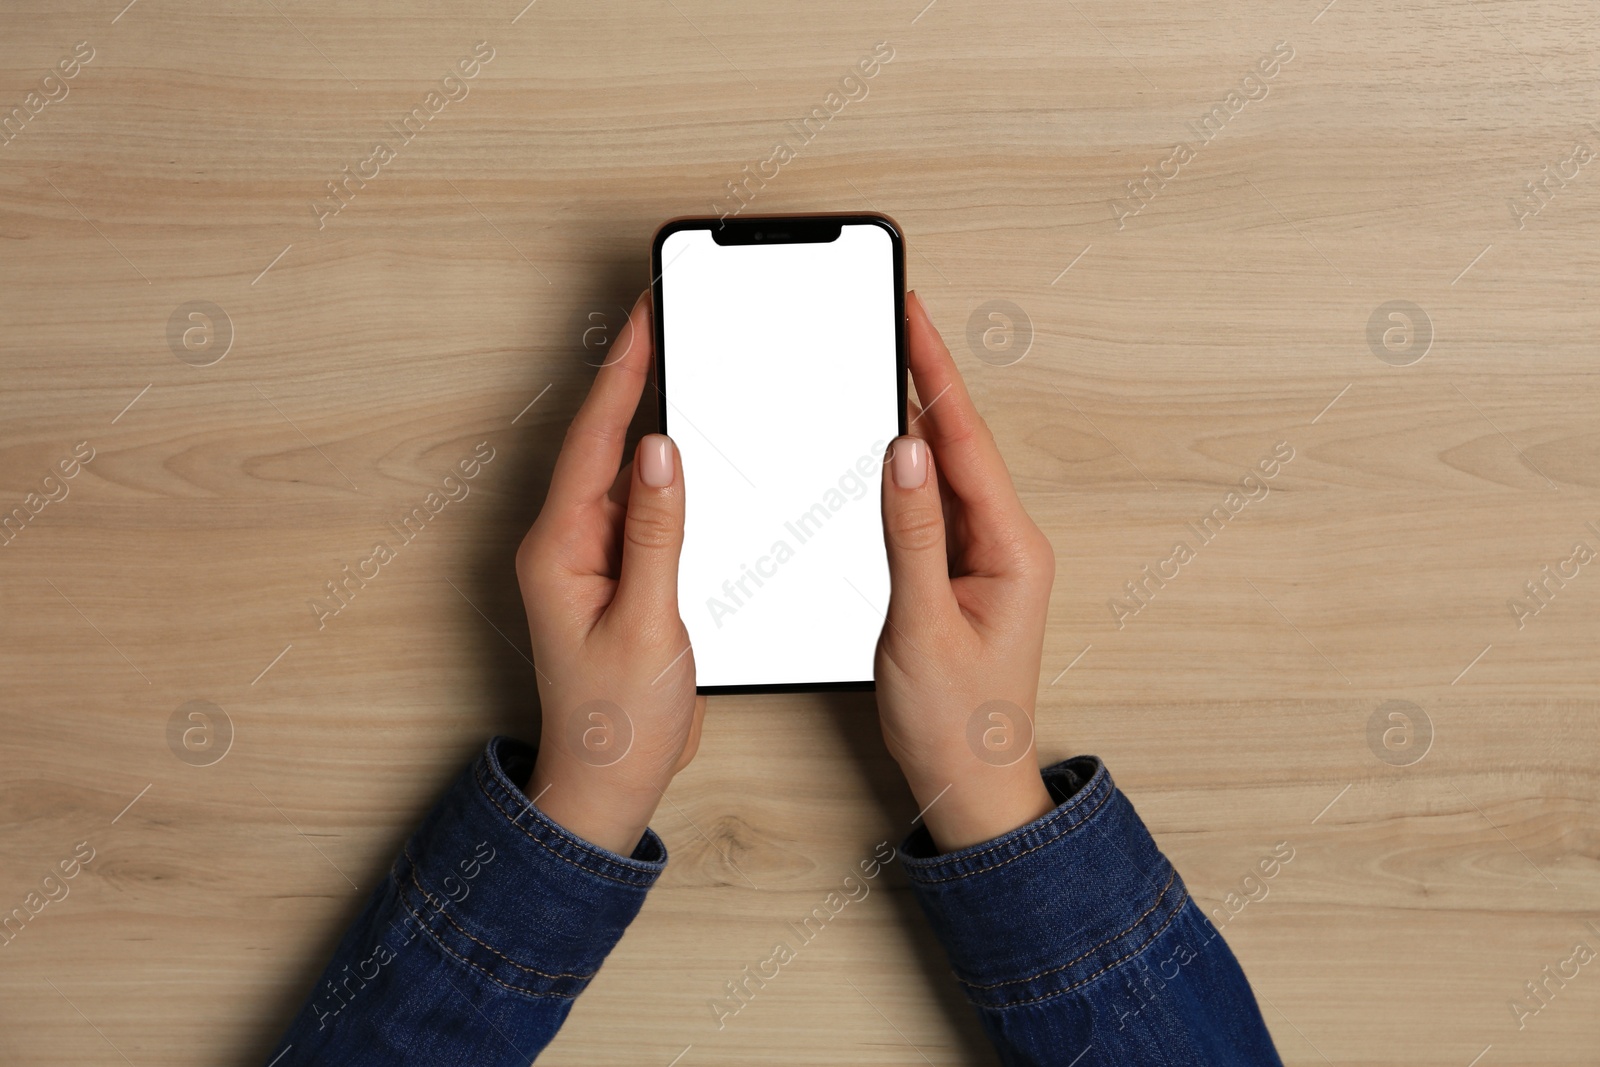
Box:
651 213 907 693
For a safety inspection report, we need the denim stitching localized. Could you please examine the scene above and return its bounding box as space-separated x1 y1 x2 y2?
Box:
959 865 1180 990
978 884 1191 1009
400 843 593 982
473 759 658 887
394 888 577 1001
907 777 1116 884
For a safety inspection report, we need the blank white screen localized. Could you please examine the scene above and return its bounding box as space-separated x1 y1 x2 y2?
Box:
659 222 899 688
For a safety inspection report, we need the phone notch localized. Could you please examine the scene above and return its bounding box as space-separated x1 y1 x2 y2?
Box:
711 218 843 246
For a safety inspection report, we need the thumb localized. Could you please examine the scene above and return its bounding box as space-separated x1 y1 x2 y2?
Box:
880 435 956 626
612 434 685 624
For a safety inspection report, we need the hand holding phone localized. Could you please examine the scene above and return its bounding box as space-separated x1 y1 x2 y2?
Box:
874 293 1058 852
516 292 707 857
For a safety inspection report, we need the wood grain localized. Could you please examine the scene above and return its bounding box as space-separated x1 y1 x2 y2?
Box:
1 1 1597 1063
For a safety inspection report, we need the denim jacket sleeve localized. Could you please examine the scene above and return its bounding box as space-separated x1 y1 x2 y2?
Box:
264 736 665 1067
899 757 1284 1067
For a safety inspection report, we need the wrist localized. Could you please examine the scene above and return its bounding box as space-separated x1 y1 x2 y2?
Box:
526 751 665 857
904 760 1055 853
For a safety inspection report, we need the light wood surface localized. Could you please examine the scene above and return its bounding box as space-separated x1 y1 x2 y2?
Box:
3 2 1597 1064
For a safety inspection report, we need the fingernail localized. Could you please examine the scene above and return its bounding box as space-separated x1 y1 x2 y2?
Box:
907 290 926 322
640 434 674 487
892 437 926 489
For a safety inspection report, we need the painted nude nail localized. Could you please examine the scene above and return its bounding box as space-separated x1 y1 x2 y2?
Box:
892 437 927 489
640 434 674 487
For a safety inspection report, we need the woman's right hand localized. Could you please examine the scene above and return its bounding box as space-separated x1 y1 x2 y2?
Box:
874 292 1059 852
515 291 706 857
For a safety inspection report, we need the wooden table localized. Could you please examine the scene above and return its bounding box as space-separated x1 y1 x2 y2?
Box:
3 2 1596 1063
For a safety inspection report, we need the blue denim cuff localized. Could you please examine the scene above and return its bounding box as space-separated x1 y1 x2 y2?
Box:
391 735 667 1000
899 756 1189 1010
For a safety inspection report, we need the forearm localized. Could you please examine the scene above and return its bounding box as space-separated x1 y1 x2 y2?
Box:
265 737 665 1067
900 757 1284 1067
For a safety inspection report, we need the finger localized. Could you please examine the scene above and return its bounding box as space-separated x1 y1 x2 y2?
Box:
610 433 685 625
905 291 1029 543
880 435 958 625
547 290 654 510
